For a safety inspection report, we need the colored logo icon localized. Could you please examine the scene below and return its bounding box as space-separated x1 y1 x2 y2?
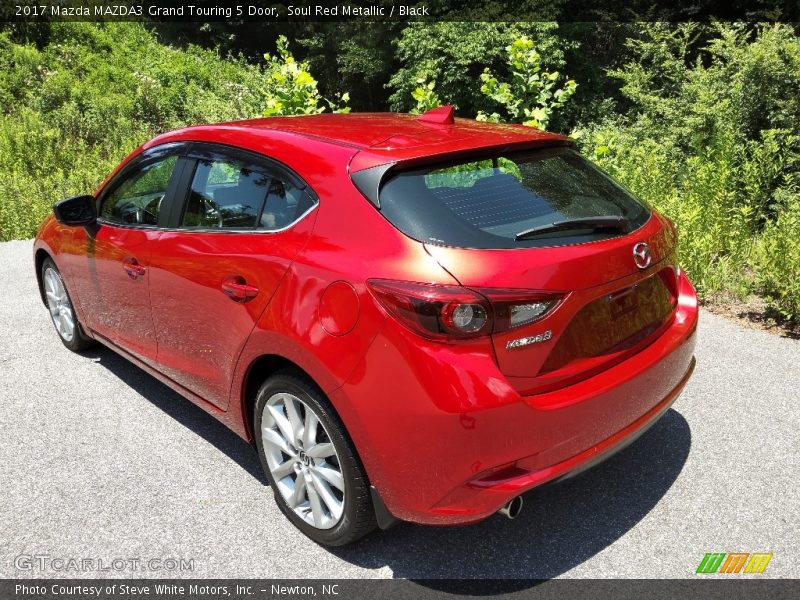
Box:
696 552 773 574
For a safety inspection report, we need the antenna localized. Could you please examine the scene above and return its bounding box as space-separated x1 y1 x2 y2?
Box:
417 105 455 125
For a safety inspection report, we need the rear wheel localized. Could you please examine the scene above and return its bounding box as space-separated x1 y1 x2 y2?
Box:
41 258 94 352
254 370 376 545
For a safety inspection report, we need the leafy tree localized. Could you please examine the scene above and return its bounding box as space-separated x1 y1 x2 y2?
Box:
262 35 349 116
476 37 577 129
388 22 570 116
583 22 800 318
410 78 442 114
298 22 400 112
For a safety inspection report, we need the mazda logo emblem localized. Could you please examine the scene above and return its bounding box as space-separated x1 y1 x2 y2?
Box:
632 242 652 269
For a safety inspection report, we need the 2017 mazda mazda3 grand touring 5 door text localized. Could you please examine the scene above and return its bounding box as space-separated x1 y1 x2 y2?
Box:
34 107 698 545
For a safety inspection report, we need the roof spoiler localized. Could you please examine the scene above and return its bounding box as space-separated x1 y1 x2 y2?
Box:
348 133 573 210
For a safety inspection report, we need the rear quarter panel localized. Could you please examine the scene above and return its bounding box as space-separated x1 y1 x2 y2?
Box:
226 136 460 440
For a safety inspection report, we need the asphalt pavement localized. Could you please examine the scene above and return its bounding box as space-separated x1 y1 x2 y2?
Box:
0 238 797 579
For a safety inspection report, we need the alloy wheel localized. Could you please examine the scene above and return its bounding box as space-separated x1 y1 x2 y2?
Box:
261 392 345 530
44 267 75 343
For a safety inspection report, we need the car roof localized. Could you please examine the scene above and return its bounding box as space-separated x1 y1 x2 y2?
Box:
216 112 563 147
145 112 571 173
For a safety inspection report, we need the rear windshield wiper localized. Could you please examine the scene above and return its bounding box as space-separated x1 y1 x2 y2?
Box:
514 216 631 241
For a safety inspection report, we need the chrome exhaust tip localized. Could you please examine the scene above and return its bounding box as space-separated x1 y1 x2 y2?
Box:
498 496 524 520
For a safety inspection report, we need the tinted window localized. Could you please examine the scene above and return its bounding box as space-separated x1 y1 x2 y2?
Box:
378 148 650 249
182 158 269 229
259 179 315 230
100 155 177 226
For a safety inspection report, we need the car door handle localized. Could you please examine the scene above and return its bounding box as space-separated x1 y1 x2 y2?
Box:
123 258 146 280
221 276 259 303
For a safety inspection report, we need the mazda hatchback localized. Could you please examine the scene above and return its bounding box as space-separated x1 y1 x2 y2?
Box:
34 107 698 545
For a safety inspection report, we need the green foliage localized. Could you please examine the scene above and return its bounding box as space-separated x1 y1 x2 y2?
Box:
389 22 570 116
0 107 119 240
0 22 274 240
754 195 800 320
583 23 800 319
297 22 400 112
410 78 441 114
476 37 577 129
262 35 350 116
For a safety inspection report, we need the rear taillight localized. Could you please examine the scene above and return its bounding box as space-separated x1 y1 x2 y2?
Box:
367 280 492 340
367 279 562 341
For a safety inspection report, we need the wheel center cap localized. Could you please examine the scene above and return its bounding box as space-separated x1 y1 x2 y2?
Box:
298 451 311 466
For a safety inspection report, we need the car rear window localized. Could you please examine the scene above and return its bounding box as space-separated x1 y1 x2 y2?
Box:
377 147 651 249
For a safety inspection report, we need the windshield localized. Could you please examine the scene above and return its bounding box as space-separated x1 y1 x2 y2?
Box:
378 147 650 249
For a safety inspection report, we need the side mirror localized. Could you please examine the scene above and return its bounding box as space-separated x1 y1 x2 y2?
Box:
53 194 97 226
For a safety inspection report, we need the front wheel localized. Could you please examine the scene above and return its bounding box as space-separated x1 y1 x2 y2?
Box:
41 258 95 352
254 370 376 546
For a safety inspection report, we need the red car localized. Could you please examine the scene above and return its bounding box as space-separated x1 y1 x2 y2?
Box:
34 107 697 546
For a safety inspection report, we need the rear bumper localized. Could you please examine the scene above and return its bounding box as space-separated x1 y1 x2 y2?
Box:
439 360 692 520
331 272 699 525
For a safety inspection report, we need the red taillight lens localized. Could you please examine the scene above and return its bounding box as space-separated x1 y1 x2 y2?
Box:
367 280 492 340
368 280 562 341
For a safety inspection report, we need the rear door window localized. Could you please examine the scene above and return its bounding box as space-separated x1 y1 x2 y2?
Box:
182 158 270 229
260 178 316 230
377 147 651 249
179 153 317 231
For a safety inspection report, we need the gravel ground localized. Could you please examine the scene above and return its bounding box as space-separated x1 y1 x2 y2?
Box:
0 238 797 580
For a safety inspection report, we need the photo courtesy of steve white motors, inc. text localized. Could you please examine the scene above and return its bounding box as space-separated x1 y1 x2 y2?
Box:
14 3 431 18
15 583 340 597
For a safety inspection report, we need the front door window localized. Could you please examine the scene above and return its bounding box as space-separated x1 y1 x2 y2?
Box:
100 155 178 226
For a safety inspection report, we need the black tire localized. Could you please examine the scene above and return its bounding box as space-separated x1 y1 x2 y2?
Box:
254 369 377 546
41 258 95 352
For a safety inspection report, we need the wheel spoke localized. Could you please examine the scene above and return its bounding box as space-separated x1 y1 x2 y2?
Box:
46 290 59 303
271 459 295 481
267 404 295 448
262 426 292 455
307 442 335 459
313 465 344 491
44 271 56 295
61 310 74 332
287 476 307 509
303 410 319 448
310 472 343 519
305 474 325 527
283 396 304 445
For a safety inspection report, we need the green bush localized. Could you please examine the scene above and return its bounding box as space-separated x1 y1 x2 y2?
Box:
754 195 800 320
0 108 121 240
581 23 800 320
0 22 270 240
476 37 577 129
262 35 349 116
1 21 799 323
388 21 570 116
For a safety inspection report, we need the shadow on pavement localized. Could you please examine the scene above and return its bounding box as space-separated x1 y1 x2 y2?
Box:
86 345 267 485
